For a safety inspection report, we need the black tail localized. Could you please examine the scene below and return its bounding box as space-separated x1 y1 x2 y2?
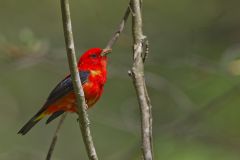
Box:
18 112 44 135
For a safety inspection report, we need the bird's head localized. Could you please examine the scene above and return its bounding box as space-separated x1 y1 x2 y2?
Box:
78 48 111 70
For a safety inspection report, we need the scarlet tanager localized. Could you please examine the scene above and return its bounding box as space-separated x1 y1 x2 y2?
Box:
18 48 111 135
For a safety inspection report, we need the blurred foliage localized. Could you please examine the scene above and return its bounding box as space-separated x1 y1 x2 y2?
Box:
1 0 240 159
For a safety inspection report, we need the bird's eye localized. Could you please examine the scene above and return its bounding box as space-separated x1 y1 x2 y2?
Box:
90 54 97 58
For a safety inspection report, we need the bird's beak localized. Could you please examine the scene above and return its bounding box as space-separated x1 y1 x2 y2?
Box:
101 48 112 56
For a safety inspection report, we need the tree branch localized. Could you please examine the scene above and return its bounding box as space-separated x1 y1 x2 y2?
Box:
46 113 67 160
60 0 98 160
130 0 153 160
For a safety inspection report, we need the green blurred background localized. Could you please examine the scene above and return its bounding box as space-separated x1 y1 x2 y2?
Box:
1 0 240 159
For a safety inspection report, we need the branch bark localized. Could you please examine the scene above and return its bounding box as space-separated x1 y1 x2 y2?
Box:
130 0 153 160
60 0 98 160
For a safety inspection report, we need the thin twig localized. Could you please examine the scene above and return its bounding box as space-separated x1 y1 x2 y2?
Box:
46 113 67 160
104 6 130 50
130 0 153 160
60 0 98 160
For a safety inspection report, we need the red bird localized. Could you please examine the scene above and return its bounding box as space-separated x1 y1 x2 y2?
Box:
18 48 110 135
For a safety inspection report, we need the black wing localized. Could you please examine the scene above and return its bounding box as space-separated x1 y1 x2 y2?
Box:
44 70 90 107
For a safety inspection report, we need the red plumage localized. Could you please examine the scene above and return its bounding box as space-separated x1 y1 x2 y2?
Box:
18 48 110 135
